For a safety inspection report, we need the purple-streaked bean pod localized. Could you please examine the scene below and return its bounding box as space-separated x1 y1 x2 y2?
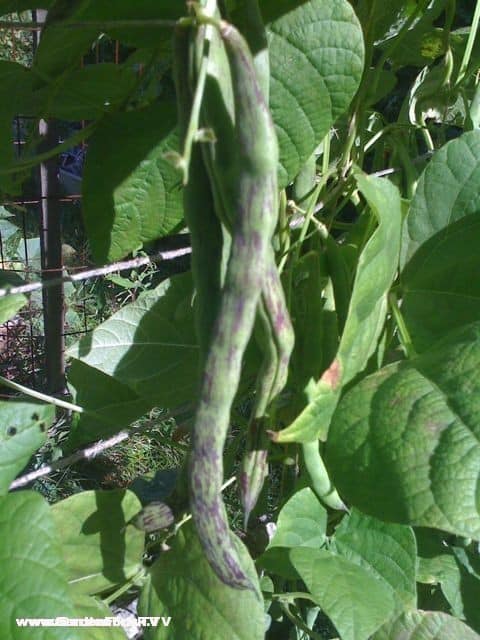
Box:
188 19 279 590
194 9 294 526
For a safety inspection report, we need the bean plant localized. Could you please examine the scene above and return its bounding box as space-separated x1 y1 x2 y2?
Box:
1 1 480 639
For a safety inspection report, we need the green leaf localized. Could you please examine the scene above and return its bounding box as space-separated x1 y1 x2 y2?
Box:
402 214 480 352
354 1 413 42
0 294 27 324
138 522 265 640
267 0 365 186
0 401 54 494
32 9 99 82
372 610 480 640
37 63 137 120
67 273 198 412
67 360 151 448
290 548 395 640
289 251 338 390
415 529 459 587
0 491 81 640
70 594 127 640
0 268 27 324
270 487 327 547
259 487 327 578
82 102 183 263
379 1 449 67
82 0 182 48
405 131 480 263
0 61 36 192
326 321 480 540
336 172 402 383
276 172 402 442
50 489 144 596
332 509 417 610
441 547 480 632
0 1 52 14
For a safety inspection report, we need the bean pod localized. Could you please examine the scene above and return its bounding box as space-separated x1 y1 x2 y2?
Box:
188 20 279 590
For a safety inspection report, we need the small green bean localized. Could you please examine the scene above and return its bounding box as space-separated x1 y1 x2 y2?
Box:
302 440 346 511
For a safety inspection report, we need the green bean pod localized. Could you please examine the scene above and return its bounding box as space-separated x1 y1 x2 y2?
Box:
236 3 294 522
239 299 276 527
194 13 294 525
302 440 346 511
189 20 279 590
173 25 223 364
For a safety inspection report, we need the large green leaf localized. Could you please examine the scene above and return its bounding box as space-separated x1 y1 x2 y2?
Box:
326 321 480 540
37 63 137 120
290 548 395 640
372 610 480 640
259 487 327 578
269 487 327 548
405 131 480 263
82 102 183 263
402 214 480 352
70 595 126 640
0 492 81 640
0 401 54 494
276 171 402 442
138 522 265 640
267 0 365 186
67 273 199 411
67 360 151 449
32 4 100 83
50 489 144 596
332 509 417 610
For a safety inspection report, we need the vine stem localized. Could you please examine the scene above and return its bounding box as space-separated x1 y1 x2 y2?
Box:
457 0 480 85
102 569 146 606
0 122 97 175
0 20 179 30
0 375 85 414
279 603 327 640
0 246 191 298
388 292 416 359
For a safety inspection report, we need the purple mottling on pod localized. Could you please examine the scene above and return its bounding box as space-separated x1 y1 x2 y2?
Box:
187 21 280 591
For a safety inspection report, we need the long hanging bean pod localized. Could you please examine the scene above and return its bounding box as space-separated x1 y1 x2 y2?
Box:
192 4 294 523
173 25 223 364
188 19 279 590
236 0 294 522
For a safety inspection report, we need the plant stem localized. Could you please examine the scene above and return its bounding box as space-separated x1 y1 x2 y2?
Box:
0 376 84 414
457 0 480 85
176 33 210 184
279 603 325 640
0 247 191 298
0 122 97 175
272 591 317 603
102 569 146 606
